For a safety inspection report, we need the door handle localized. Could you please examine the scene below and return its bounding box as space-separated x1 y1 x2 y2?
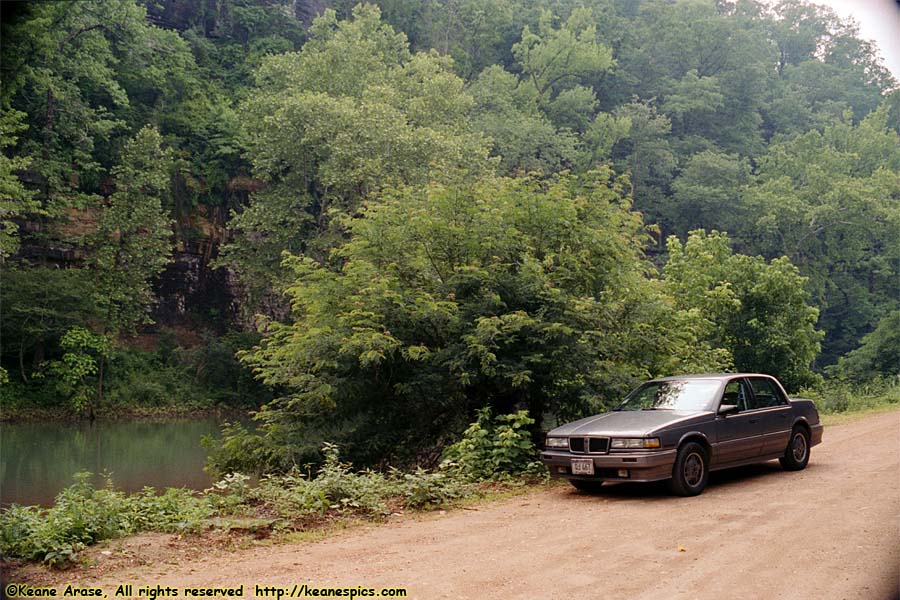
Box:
749 419 758 424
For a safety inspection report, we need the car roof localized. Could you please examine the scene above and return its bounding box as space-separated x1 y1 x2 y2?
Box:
648 373 773 383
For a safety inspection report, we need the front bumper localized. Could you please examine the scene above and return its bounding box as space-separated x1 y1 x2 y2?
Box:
541 448 677 483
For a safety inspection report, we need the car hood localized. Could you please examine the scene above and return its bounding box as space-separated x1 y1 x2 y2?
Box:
548 410 712 437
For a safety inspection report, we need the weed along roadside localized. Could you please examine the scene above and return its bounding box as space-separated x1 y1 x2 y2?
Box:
0 410 546 570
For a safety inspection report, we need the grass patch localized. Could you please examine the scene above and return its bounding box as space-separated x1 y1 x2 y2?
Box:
820 402 900 426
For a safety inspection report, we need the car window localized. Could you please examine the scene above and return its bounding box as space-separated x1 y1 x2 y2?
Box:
721 380 751 411
747 377 787 409
616 380 722 411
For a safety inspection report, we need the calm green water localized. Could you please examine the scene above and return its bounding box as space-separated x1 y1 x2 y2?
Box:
0 417 232 507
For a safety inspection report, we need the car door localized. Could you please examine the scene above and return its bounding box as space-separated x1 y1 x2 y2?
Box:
712 378 764 466
747 376 792 456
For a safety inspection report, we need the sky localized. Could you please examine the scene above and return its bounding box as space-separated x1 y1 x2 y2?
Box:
805 0 900 79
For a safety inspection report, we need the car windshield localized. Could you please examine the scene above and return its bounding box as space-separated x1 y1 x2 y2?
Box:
615 380 721 412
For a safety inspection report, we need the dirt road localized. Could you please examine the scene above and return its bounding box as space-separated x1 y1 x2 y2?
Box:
8 411 899 599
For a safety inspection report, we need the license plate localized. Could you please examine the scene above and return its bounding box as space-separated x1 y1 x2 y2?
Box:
571 458 595 475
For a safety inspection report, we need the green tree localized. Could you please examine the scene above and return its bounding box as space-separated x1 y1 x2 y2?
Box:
762 0 894 138
91 126 175 334
0 109 39 260
829 311 900 383
1 1 155 211
468 65 580 174
614 0 772 157
511 8 613 102
739 107 900 364
664 230 823 389
0 268 99 383
219 4 492 312
84 126 174 404
611 99 676 227
218 170 728 471
46 327 111 418
413 0 520 80
668 149 751 240
467 6 622 176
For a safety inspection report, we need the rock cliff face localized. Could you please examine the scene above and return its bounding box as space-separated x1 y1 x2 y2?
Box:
152 203 242 331
152 252 242 330
11 0 337 336
14 201 244 332
292 0 330 25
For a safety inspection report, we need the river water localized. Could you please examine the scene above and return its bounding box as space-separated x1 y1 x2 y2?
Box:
0 417 235 507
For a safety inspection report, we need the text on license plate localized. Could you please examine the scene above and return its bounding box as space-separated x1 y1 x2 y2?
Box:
571 458 594 475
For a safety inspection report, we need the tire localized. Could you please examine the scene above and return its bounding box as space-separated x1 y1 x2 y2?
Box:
779 426 810 471
667 442 709 496
569 479 604 493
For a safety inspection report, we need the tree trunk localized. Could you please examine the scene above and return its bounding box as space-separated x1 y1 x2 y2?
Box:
96 353 105 413
19 343 29 383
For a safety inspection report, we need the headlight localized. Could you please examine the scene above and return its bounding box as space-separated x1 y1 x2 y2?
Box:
610 437 661 449
545 436 569 449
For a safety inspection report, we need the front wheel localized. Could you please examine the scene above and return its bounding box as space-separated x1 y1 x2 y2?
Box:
779 427 810 471
569 479 604 493
668 442 709 496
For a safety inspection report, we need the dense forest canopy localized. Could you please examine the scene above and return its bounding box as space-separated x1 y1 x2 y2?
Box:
1 0 897 468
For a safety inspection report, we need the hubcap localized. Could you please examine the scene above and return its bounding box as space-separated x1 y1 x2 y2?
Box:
684 452 704 487
792 432 808 462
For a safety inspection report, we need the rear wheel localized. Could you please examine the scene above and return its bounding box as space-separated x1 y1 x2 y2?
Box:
569 479 604 493
668 442 709 496
779 427 810 471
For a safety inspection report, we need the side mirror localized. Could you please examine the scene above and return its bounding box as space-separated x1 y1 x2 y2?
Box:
718 404 739 416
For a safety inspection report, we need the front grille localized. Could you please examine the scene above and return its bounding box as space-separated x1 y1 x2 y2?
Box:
568 437 609 454
589 437 610 453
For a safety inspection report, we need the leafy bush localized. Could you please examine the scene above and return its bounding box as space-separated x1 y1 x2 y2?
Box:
204 420 279 477
0 473 129 567
441 409 544 480
311 444 396 515
104 346 208 410
245 445 469 523
396 467 467 509
0 473 210 567
250 471 330 520
206 472 254 514
801 377 900 414
127 487 213 533
179 331 272 407
229 170 724 474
